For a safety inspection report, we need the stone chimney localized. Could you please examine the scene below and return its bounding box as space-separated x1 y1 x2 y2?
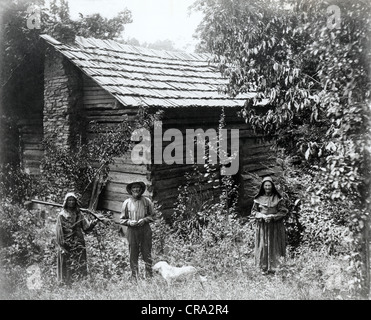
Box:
43 35 84 150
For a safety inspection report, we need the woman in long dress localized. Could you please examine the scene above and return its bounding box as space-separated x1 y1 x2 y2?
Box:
251 176 288 274
55 192 98 284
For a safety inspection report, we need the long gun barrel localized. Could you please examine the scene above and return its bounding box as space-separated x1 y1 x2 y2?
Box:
31 199 108 223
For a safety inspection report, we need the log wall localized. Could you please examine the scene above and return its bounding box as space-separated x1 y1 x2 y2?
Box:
82 75 279 218
18 115 44 175
82 75 150 218
149 107 279 217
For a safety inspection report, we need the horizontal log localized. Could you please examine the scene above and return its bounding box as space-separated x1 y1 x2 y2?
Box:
17 118 43 126
84 89 113 97
86 113 137 121
84 94 113 100
153 181 220 202
99 199 124 213
99 197 155 214
151 164 206 178
83 98 116 105
107 171 150 184
241 144 274 157
109 162 148 174
22 143 44 151
100 190 128 202
24 167 41 175
86 109 138 116
23 150 44 160
152 173 218 191
23 158 41 165
101 182 152 196
18 126 43 134
240 153 274 166
84 103 117 110
21 134 43 143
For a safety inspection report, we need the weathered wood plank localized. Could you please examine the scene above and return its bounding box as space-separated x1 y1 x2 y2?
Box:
85 115 131 122
84 103 116 110
107 171 150 184
109 162 148 174
84 98 117 105
23 143 44 150
23 150 44 160
103 182 152 197
21 134 43 144
99 199 124 213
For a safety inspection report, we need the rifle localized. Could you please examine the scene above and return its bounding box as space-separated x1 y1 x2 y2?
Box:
31 199 111 224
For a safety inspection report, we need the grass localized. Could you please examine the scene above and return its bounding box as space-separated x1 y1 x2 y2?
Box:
1 251 351 300
0 205 356 300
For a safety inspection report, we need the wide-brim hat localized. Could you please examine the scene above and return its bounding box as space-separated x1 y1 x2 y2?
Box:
126 181 146 195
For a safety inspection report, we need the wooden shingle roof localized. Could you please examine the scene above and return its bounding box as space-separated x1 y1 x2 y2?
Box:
40 34 265 108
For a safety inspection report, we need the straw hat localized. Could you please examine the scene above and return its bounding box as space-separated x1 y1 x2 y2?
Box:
126 181 146 195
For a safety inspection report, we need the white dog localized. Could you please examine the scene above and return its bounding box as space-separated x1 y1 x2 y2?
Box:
152 261 207 287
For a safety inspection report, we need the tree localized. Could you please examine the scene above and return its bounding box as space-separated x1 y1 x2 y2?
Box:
143 39 180 51
193 0 370 298
0 0 133 164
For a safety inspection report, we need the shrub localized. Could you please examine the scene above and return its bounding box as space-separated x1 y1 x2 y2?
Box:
151 165 255 276
0 200 56 294
243 154 305 252
86 217 130 281
0 163 42 204
0 199 134 296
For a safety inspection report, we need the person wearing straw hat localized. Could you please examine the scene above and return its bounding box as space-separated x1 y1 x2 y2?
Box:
55 192 98 285
251 176 288 274
119 181 155 280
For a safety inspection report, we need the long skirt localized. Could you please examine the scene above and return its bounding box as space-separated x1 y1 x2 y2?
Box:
255 219 286 272
57 241 88 284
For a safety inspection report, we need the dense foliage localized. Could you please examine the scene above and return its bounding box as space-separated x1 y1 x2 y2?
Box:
192 0 370 298
1 0 132 87
41 120 133 203
0 0 133 166
0 178 351 300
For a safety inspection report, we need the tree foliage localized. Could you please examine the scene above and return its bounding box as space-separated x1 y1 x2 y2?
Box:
193 0 371 297
0 0 133 164
0 0 133 133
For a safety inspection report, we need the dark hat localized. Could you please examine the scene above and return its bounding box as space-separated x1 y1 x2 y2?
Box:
126 181 146 195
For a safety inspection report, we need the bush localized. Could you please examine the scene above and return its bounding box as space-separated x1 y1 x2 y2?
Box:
0 199 133 296
86 218 130 281
0 164 42 204
0 200 55 294
243 154 305 252
151 166 255 276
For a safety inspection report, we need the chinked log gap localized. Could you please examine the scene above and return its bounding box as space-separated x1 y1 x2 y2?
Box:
31 199 117 225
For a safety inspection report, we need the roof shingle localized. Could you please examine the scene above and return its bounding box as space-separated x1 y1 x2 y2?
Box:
40 34 267 108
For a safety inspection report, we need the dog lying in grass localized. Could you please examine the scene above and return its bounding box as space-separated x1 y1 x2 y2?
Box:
152 261 207 287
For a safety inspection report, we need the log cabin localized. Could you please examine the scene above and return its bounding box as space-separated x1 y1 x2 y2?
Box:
18 33 280 219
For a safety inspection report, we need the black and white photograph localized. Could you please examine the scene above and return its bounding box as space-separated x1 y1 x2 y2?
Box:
0 0 370 304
